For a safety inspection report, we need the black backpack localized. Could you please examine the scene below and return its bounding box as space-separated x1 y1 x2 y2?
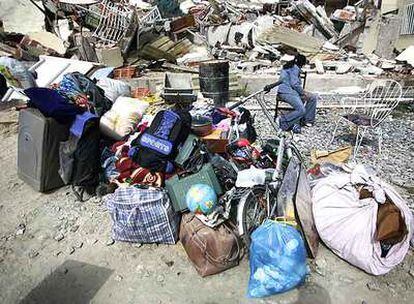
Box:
132 109 191 172
63 72 112 117
238 107 257 143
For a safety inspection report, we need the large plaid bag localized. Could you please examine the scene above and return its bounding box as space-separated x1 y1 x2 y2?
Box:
106 186 180 244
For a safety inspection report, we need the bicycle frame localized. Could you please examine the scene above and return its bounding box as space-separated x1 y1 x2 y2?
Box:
229 90 302 182
231 90 304 238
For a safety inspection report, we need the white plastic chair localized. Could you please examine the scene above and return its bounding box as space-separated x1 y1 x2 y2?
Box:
329 79 403 159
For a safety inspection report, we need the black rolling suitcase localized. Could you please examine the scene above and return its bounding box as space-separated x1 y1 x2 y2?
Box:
18 108 69 192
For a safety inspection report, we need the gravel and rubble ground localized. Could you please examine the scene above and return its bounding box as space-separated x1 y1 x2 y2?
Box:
0 105 413 304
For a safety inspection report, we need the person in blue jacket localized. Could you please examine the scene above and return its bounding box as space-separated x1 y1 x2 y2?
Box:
264 54 318 134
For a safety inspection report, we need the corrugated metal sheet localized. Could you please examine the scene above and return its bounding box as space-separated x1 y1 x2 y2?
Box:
400 3 414 35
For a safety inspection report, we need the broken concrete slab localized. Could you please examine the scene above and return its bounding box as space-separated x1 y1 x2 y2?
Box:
293 0 338 40
359 65 384 76
257 24 325 54
360 12 381 56
380 60 397 70
96 47 124 68
335 62 353 74
375 14 400 60
396 45 414 67
314 59 325 74
26 32 66 55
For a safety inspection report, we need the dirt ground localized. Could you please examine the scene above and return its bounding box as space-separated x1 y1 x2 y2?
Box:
0 106 413 304
0 2 413 303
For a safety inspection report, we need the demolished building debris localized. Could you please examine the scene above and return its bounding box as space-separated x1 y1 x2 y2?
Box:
0 0 413 303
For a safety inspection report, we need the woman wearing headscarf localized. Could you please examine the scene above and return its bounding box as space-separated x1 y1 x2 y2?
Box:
264 54 318 134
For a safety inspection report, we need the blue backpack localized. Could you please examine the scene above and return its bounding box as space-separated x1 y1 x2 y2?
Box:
131 109 191 172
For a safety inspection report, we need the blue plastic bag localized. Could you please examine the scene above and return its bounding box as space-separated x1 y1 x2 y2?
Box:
247 220 308 298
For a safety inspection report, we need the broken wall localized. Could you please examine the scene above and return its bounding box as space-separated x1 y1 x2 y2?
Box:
381 0 401 13
395 0 414 50
375 14 401 58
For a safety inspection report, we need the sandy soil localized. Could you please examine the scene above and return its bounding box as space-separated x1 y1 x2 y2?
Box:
0 106 413 304
0 1 413 303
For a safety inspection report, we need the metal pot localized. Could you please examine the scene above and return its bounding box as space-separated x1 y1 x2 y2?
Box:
191 116 213 137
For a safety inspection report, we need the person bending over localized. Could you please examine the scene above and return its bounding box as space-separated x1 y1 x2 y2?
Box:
264 54 318 134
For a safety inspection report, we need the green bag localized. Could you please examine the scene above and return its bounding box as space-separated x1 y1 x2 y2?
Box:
175 134 199 167
165 163 223 212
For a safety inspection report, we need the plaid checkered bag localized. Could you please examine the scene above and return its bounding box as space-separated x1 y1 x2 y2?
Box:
106 186 180 244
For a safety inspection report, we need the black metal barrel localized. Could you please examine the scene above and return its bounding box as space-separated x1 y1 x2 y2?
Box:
199 60 229 107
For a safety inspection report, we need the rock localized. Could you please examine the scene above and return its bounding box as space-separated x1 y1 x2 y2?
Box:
68 247 75 255
366 281 381 291
315 258 328 277
37 234 48 241
70 225 80 233
54 233 65 242
315 59 325 74
74 241 83 249
16 223 26 236
106 238 115 246
143 270 150 278
136 264 145 273
88 239 99 245
165 261 174 268
28 249 39 258
156 274 165 283
90 196 102 205
115 275 123 282
337 275 354 284
53 250 63 257
336 62 353 74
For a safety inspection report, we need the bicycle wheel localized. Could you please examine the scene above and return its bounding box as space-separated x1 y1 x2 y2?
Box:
238 185 269 249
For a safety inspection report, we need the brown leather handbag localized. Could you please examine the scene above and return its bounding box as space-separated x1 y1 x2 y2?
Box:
180 213 242 277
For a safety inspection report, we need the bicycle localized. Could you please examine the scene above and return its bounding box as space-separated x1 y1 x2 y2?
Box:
227 90 304 247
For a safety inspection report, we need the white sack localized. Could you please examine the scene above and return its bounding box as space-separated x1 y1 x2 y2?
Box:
97 78 131 102
100 97 149 140
312 165 412 275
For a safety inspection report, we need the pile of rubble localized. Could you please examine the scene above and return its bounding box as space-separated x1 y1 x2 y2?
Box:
0 0 413 93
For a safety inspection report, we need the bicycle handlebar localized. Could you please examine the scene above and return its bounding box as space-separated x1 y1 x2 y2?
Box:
228 89 266 111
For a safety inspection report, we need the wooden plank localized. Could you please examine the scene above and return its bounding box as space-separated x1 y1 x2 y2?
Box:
150 36 170 48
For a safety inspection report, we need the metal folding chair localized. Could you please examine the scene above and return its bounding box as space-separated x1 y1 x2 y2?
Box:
329 79 403 160
274 71 307 121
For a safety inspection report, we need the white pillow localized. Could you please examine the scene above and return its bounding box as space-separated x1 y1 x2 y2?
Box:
100 97 149 140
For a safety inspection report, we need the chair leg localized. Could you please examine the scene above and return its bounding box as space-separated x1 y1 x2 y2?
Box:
377 127 383 155
329 117 344 147
353 126 367 161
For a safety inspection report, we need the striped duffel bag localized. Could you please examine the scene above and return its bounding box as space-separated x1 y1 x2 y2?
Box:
106 186 180 244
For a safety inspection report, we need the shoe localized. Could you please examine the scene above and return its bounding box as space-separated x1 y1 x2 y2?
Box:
304 122 314 127
292 124 301 134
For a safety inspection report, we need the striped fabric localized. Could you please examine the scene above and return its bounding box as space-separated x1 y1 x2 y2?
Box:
106 186 180 244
